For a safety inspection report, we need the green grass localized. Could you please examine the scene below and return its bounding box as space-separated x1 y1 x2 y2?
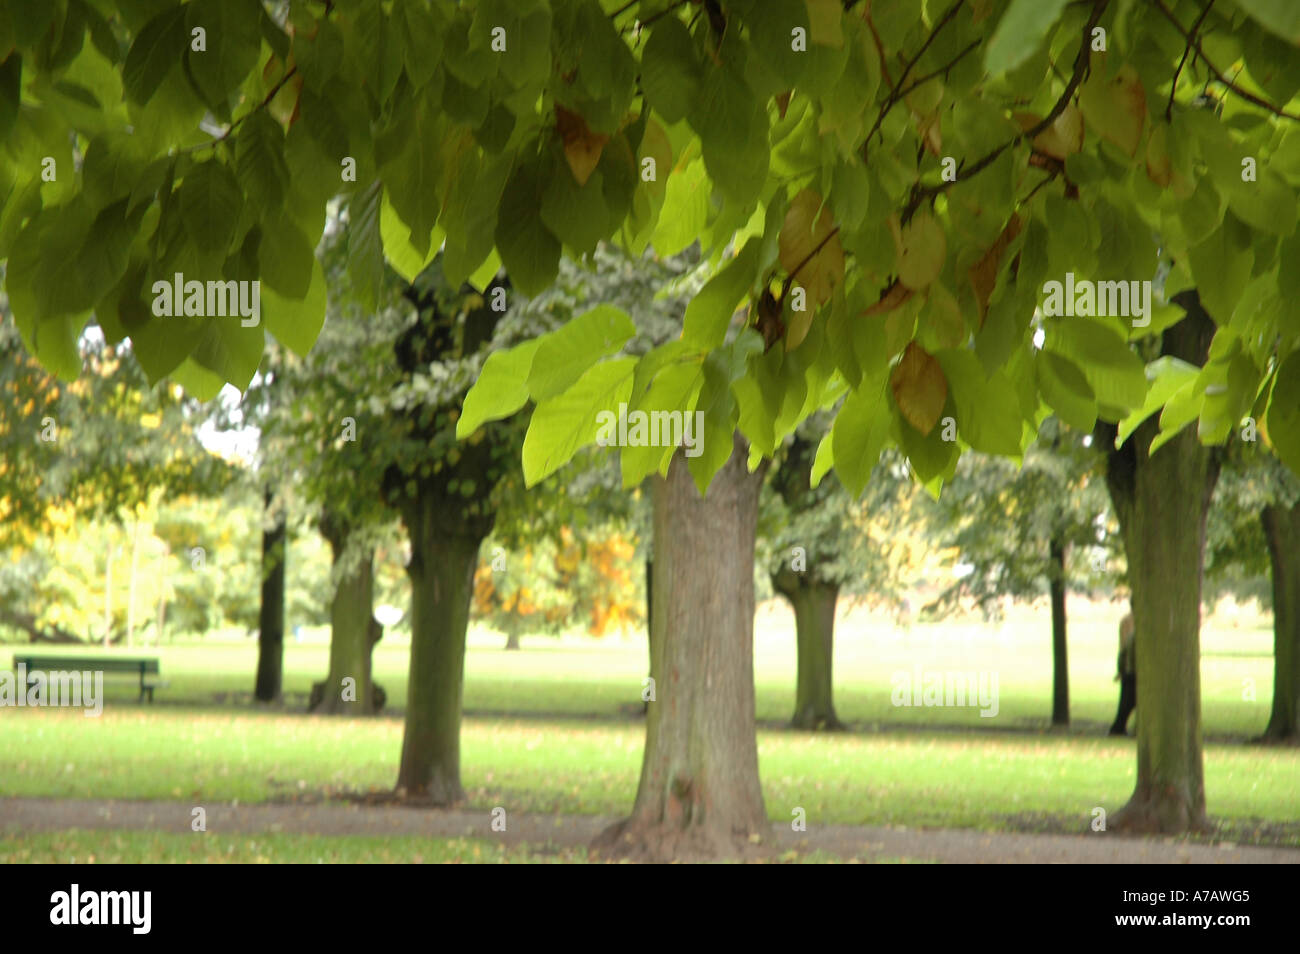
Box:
2 602 1296 852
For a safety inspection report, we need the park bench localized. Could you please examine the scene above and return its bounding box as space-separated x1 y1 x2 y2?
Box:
12 655 168 703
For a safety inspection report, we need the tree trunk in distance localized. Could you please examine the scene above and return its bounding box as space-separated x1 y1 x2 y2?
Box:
1260 503 1300 743
773 568 843 730
254 492 286 704
504 631 521 651
643 556 654 716
394 490 490 803
594 436 769 861
126 517 142 649
1049 535 1069 727
313 528 379 715
103 539 113 649
1102 298 1220 833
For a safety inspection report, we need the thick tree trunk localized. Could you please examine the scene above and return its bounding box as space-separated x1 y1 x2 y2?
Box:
312 532 380 716
1260 503 1300 743
504 631 521 651
595 437 769 861
1101 299 1220 833
1049 535 1069 727
773 569 843 730
254 492 286 704
394 491 489 803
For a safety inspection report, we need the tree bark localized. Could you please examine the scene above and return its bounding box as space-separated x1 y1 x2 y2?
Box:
595 437 769 861
254 491 286 704
394 490 491 803
312 525 381 716
504 631 521 651
1100 297 1220 834
1260 502 1300 743
773 568 843 730
1049 534 1069 726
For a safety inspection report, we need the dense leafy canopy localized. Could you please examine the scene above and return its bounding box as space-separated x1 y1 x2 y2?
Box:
3 0 1300 494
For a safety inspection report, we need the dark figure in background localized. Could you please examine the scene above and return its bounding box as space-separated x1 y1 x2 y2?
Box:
1109 612 1137 736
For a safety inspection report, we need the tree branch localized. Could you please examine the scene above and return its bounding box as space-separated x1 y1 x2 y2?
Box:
1167 1 1215 121
1153 0 1300 121
899 0 1109 223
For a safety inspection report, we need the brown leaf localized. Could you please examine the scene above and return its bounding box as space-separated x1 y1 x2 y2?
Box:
1015 104 1084 160
779 189 845 308
890 341 948 436
555 105 609 186
863 279 913 317
968 214 1022 327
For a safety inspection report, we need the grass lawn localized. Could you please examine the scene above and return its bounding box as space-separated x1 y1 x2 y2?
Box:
3 599 1296 857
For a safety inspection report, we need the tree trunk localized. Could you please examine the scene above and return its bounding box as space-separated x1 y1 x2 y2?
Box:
1101 298 1220 833
1049 534 1069 726
126 517 142 649
312 531 380 716
155 544 168 646
504 631 521 651
773 569 843 730
254 492 286 704
102 538 114 649
642 556 654 716
595 437 769 861
1260 502 1300 742
394 491 490 803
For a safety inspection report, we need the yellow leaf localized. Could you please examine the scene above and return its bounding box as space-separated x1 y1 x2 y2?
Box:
1015 104 1084 160
779 188 845 308
891 341 948 435
555 105 609 187
1079 63 1146 158
895 210 947 290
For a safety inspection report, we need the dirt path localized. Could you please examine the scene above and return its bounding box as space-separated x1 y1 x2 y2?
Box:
2 797 1296 863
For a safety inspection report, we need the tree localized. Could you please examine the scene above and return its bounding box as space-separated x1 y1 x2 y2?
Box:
761 423 908 729
1206 447 1300 742
9 0 1300 847
926 419 1109 725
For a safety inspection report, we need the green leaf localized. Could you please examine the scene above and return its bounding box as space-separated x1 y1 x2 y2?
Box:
458 339 542 438
1115 355 1200 446
236 111 289 213
494 159 562 296
640 16 700 124
652 156 710 257
1266 351 1300 473
1036 350 1097 433
169 355 226 402
190 316 265 391
527 304 637 401
1233 0 1300 44
184 0 262 112
122 5 187 106
682 238 761 349
831 386 891 498
984 0 1070 77
347 180 385 307
378 91 447 254
540 167 611 256
380 191 442 283
619 361 703 488
1043 317 1147 413
686 357 738 494
259 211 315 299
179 160 244 257
523 357 636 486
261 254 326 357
740 0 810 87
935 349 1024 456
1188 220 1253 324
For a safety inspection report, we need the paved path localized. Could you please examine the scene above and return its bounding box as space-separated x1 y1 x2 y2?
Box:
3 798 1296 863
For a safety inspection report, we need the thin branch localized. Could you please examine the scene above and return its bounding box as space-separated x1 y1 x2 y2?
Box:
1153 0 1300 121
862 2 969 162
894 38 980 102
183 65 298 154
899 0 1109 223
787 226 842 285
1167 0 1215 121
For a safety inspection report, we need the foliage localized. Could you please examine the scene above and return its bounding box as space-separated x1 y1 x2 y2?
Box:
7 1 1299 498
